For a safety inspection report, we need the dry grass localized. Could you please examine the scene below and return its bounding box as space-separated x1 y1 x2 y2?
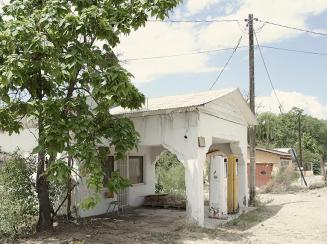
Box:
263 167 300 193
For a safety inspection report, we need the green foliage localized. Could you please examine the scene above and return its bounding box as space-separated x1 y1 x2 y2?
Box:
256 108 327 165
79 195 100 210
312 161 321 175
301 150 320 171
155 151 185 198
0 152 37 237
107 171 132 194
0 0 181 222
46 159 71 184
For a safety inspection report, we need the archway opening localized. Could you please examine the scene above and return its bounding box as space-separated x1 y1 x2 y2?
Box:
155 150 186 198
153 150 186 207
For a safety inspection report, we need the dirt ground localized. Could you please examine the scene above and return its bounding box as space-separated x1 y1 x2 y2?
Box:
13 186 327 244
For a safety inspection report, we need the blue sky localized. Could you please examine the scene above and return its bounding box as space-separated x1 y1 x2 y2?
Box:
118 0 327 119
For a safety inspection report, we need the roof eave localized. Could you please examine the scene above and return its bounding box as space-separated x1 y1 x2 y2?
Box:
111 105 201 118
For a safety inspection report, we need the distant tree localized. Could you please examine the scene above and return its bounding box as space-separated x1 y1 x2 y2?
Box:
0 0 181 231
256 107 327 170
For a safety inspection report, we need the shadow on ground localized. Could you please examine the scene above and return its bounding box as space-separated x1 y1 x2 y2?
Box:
16 205 283 244
223 205 283 231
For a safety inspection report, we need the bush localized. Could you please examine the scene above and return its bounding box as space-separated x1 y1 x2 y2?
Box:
264 167 299 193
0 153 38 237
155 151 185 199
312 161 321 175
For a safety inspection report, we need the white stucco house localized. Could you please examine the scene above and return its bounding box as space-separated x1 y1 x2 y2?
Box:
0 88 256 226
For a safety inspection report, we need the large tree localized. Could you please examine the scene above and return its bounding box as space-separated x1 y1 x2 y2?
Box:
0 0 181 231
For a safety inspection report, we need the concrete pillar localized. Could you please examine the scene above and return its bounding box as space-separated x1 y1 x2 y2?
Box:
184 151 205 226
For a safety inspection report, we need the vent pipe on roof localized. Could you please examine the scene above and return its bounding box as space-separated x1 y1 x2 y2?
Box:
146 97 149 110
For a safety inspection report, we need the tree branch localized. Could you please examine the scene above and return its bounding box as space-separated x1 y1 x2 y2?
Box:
53 182 78 217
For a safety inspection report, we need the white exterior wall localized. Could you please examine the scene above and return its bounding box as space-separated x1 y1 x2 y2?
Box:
0 129 38 154
129 111 205 226
127 146 156 207
75 145 156 217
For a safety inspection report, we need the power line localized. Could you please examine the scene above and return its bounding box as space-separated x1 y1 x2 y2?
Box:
259 19 327 37
148 19 241 23
122 45 248 61
122 44 327 62
209 36 243 90
260 45 327 56
254 31 283 113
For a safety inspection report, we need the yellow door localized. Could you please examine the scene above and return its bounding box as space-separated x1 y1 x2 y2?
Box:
227 155 239 214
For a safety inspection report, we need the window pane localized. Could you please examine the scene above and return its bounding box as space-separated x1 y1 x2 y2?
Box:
103 156 114 186
129 156 143 184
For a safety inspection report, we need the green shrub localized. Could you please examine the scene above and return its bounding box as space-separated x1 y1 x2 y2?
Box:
0 153 38 237
155 151 185 198
312 161 321 175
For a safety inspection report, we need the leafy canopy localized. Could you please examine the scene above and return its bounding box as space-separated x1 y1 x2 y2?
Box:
256 107 327 169
0 0 181 193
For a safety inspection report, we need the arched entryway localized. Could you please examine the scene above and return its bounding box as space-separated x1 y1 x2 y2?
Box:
155 150 186 199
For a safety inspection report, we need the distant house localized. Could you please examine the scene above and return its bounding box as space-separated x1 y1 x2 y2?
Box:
247 147 293 187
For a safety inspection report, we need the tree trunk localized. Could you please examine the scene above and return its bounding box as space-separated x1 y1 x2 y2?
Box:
36 166 53 231
66 157 73 219
36 116 53 231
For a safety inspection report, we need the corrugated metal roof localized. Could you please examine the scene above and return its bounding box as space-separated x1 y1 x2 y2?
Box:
110 88 235 115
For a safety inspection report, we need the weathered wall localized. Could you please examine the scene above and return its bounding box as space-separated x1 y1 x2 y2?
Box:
75 145 156 218
198 111 249 209
129 110 205 225
246 149 293 172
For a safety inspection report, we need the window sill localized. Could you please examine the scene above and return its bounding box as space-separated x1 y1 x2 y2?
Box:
131 183 145 186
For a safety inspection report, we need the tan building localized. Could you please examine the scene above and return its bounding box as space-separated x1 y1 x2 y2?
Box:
247 147 293 187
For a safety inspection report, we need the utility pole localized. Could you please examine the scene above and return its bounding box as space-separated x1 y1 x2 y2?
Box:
296 111 308 186
320 156 326 182
248 13 256 206
298 111 303 170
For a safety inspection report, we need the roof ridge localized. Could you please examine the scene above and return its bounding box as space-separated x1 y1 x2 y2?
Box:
145 88 236 100
110 88 237 115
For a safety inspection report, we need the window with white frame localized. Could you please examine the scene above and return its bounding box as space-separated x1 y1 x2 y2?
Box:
102 155 115 187
129 156 144 184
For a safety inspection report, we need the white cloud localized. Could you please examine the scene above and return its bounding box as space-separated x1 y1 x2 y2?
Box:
257 91 327 120
116 0 327 83
2 0 327 84
117 22 219 82
186 0 221 15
